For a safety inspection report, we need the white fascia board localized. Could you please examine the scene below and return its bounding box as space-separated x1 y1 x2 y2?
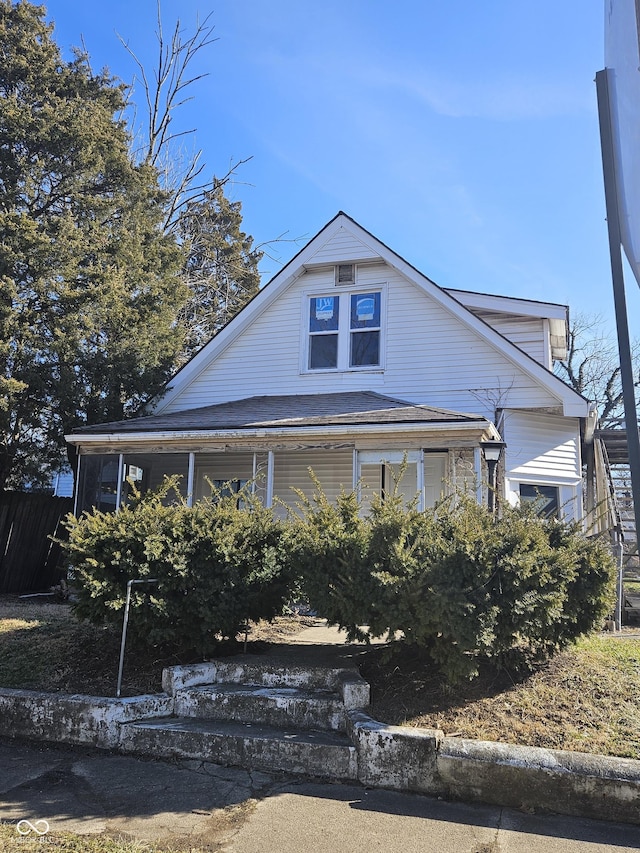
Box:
65 419 496 448
373 253 587 418
561 401 593 418
444 288 568 321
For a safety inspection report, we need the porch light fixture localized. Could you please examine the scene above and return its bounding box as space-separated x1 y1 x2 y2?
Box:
480 440 506 515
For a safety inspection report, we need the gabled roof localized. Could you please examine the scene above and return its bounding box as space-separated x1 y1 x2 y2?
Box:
444 288 569 361
67 391 494 443
151 212 588 418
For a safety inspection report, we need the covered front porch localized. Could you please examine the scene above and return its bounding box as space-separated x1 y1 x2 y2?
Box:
66 392 501 517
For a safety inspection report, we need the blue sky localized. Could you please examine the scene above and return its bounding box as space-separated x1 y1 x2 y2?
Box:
43 0 640 338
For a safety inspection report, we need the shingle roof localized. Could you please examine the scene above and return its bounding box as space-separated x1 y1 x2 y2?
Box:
73 391 487 435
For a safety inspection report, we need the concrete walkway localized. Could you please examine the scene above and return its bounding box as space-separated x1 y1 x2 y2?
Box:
1 738 639 852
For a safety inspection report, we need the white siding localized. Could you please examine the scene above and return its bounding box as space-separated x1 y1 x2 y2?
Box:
144 453 190 495
272 449 353 516
502 411 582 521
143 452 268 503
502 410 581 482
164 264 562 420
469 312 550 368
194 452 262 502
307 227 380 264
424 453 448 506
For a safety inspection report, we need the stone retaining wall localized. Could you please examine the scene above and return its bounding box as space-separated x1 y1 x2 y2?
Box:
345 711 640 824
0 687 638 825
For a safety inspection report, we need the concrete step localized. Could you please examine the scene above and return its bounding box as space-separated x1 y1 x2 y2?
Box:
163 659 370 709
175 683 346 731
120 716 358 780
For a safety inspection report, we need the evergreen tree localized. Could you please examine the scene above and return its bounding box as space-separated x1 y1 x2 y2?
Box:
0 1 188 490
177 184 262 359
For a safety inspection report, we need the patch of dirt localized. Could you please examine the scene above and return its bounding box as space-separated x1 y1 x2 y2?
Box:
0 596 319 697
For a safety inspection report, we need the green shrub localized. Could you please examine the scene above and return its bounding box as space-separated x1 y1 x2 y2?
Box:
64 471 617 682
285 485 616 682
282 485 377 639
63 478 293 656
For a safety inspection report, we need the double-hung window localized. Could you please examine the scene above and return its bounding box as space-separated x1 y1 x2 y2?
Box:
309 296 340 369
307 289 383 371
350 292 380 367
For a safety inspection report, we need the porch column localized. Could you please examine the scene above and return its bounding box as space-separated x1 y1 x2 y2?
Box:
251 453 257 495
186 452 195 507
73 453 81 516
417 451 425 512
266 450 274 508
474 446 483 506
115 453 125 513
353 449 359 496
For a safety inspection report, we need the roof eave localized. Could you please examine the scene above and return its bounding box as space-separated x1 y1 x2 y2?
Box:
66 419 498 448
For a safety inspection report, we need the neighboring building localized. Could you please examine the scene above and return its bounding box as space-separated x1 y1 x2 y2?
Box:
51 469 74 498
65 212 612 531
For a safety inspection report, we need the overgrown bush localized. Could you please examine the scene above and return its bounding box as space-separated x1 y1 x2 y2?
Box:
283 484 616 682
63 478 293 656
64 472 617 682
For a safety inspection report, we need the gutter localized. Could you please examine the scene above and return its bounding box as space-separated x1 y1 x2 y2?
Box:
65 420 500 447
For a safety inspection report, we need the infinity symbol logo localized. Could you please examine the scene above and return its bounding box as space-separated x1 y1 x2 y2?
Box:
16 819 50 836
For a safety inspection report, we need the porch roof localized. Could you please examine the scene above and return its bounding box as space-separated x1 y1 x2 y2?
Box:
67 391 491 440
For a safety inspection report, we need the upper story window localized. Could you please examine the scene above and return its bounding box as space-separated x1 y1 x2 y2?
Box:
309 295 340 369
350 292 380 367
306 289 383 371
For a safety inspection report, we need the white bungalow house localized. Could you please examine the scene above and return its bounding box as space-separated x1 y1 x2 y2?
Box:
65 212 612 531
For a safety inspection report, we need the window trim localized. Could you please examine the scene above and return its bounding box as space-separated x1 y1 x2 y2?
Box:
301 284 386 374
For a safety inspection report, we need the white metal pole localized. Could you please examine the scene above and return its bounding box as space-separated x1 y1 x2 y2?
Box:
72 453 81 517
187 452 195 507
266 450 274 508
115 454 124 513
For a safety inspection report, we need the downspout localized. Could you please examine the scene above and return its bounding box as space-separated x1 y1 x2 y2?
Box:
252 453 257 495
474 446 483 506
353 450 359 499
417 451 425 511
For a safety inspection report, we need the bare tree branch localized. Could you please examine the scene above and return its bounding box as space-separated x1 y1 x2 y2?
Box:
554 312 640 428
116 1 226 229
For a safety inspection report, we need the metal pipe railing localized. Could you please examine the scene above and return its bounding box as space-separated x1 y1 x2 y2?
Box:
116 578 159 698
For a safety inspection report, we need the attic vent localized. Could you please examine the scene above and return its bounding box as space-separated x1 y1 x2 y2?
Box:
335 263 355 285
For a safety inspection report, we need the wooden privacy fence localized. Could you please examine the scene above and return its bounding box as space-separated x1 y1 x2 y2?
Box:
0 492 74 594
